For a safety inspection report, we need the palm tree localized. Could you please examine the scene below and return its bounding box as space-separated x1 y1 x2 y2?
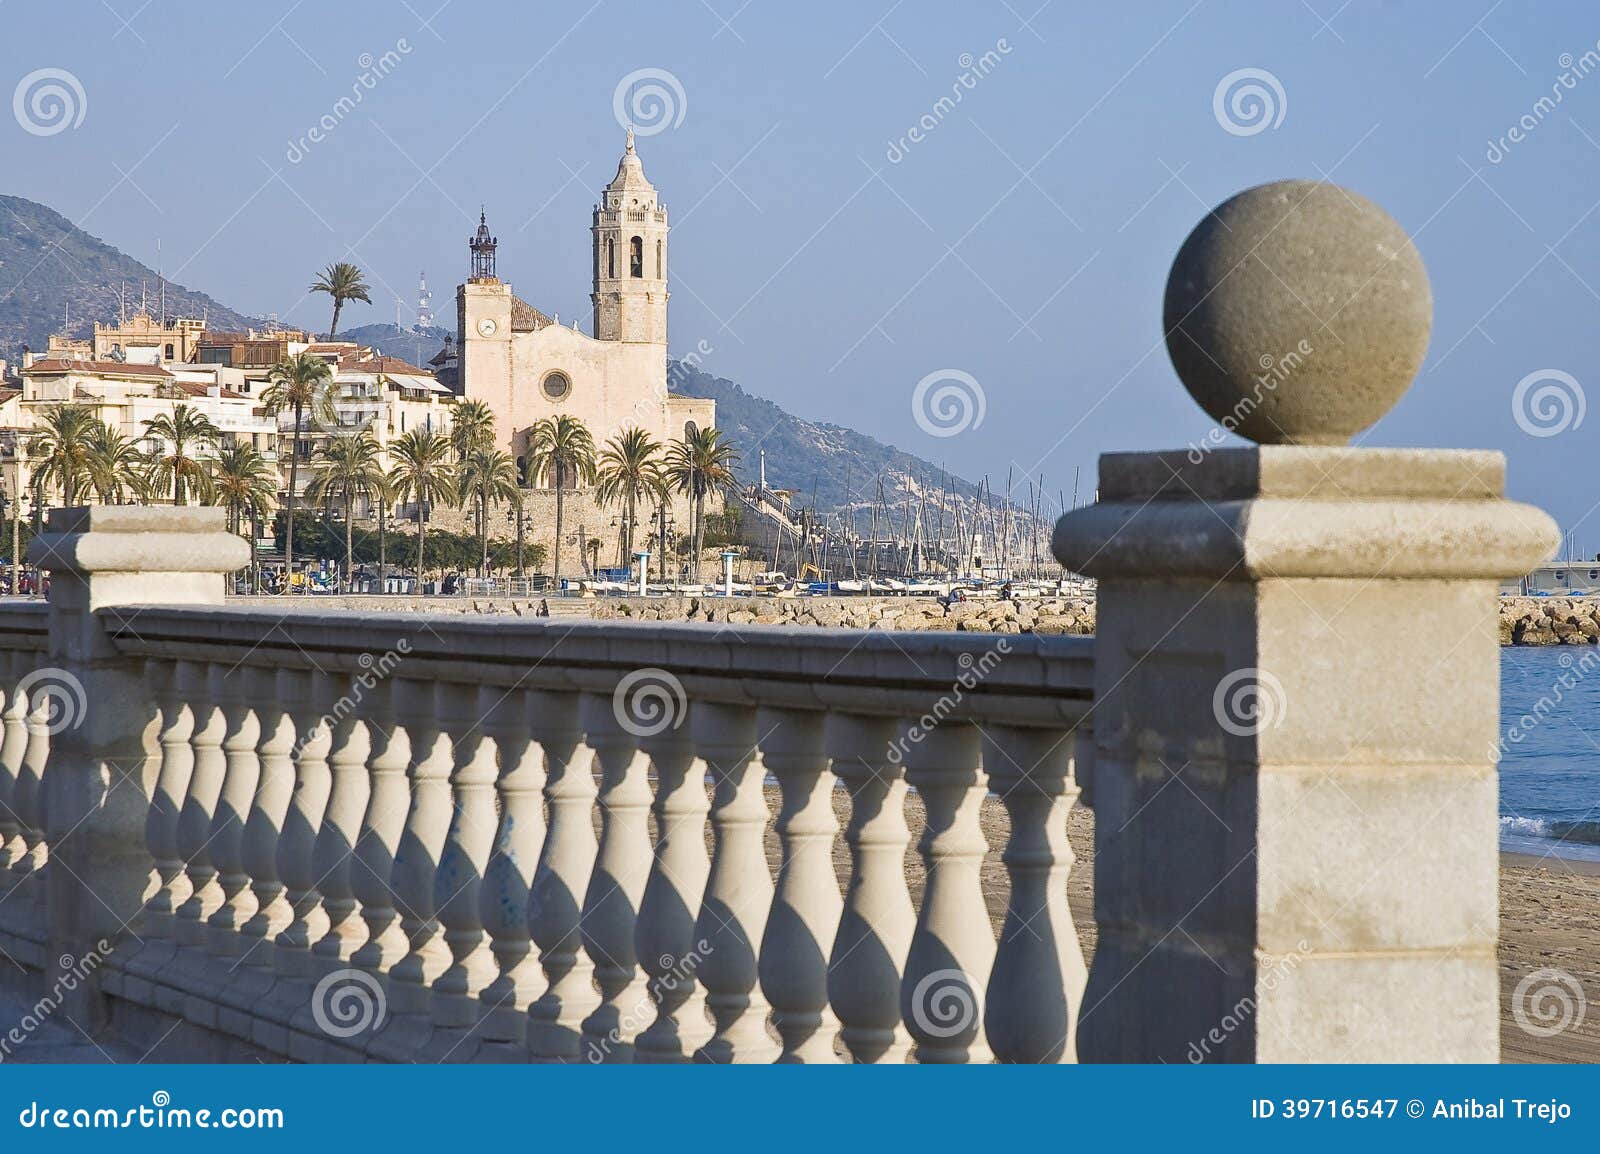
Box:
457 446 520 576
450 398 497 461
595 427 666 568
306 431 389 586
142 403 222 505
209 442 278 536
84 422 146 505
309 261 371 338
666 425 741 583
28 403 98 506
526 414 596 583
261 353 336 583
386 428 457 581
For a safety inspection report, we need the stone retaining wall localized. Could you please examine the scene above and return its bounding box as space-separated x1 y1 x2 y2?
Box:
590 595 1097 634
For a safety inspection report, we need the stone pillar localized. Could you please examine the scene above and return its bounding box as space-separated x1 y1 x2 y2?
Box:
28 506 247 1024
1053 181 1558 1063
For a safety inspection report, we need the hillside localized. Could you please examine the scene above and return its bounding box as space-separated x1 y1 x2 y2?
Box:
339 322 452 368
0 195 260 363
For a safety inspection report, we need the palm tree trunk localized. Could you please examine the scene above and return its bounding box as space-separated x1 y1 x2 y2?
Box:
479 494 488 576
344 491 354 589
329 299 343 339
694 490 706 583
554 478 565 584
286 401 301 588
378 498 386 586
417 513 427 585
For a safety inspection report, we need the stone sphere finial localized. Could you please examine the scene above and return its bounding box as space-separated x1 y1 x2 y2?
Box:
1163 180 1432 446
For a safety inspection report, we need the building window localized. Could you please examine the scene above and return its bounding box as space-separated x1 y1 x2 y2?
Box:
606 238 615 279
656 239 663 278
164 343 174 359
542 371 571 401
630 236 643 277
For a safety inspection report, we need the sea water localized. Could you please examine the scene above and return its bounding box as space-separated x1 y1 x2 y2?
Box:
1499 646 1600 862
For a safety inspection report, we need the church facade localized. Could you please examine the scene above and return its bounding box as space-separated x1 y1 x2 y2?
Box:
455 129 714 483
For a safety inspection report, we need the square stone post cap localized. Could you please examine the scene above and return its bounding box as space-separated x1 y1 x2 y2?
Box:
29 505 250 611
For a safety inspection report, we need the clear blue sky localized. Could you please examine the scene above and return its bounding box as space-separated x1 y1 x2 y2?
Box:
7 1 1600 545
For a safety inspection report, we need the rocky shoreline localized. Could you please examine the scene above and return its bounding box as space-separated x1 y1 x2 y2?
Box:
1500 596 1600 646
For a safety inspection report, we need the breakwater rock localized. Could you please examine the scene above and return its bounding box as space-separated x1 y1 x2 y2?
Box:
590 595 1097 635
1501 597 1600 646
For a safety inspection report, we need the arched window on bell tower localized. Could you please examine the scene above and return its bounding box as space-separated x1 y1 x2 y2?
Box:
630 236 643 278
656 239 663 278
606 238 615 279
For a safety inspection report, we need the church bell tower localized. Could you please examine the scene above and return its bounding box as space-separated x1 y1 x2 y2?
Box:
592 128 669 344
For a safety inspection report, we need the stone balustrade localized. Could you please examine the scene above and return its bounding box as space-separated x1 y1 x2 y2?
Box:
0 516 1094 1063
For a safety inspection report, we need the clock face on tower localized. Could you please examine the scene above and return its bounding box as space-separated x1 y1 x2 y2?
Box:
477 317 498 337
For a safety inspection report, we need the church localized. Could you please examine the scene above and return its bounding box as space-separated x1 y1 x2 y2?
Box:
452 128 714 482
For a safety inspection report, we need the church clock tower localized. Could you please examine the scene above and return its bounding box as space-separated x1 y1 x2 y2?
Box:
591 128 669 344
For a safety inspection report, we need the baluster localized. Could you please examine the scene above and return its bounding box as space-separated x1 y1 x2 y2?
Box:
578 692 654 1063
8 657 50 895
259 669 331 1056
633 726 711 1063
350 679 412 981
19 661 59 945
982 724 1084 1063
692 701 777 1064
0 653 23 880
219 667 296 1047
477 686 545 1050
132 661 194 970
827 712 913 1063
423 679 499 1058
0 653 30 886
310 672 373 971
204 664 262 975
758 707 841 1063
901 723 993 1064
368 676 452 1060
171 659 226 1003
526 690 596 1062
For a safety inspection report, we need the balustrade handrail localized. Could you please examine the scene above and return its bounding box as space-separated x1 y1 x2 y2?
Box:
97 606 1094 726
0 601 50 651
